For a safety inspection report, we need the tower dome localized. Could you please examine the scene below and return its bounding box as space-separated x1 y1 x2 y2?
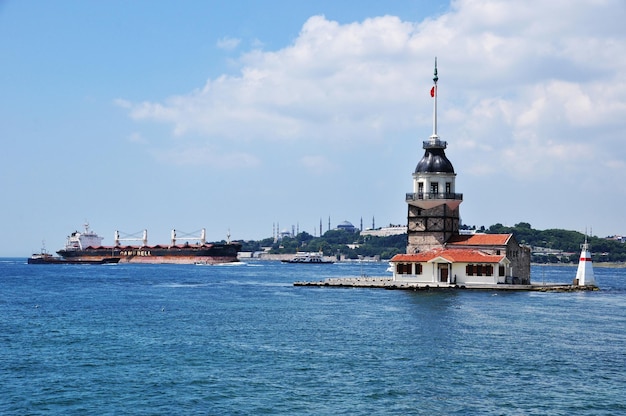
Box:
415 144 455 174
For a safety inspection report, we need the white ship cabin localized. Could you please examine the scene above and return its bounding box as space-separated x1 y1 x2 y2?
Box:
390 234 526 285
65 224 104 250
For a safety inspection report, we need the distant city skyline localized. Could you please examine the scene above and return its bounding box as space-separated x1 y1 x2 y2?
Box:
272 217 365 239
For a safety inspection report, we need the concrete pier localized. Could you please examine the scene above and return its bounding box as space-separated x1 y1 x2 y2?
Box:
293 276 599 292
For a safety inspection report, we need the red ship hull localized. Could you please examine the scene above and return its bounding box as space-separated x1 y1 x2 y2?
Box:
57 243 241 264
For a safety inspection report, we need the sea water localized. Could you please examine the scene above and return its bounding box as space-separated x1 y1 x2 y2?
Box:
1 259 625 415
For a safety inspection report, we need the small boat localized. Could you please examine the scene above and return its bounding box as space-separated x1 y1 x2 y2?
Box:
28 251 120 265
281 252 334 264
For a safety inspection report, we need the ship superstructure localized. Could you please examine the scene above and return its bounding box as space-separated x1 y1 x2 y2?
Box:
63 223 104 251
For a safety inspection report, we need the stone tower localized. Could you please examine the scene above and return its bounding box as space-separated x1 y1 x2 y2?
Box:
406 60 463 253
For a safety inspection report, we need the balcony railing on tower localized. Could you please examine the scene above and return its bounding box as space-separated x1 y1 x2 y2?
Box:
406 192 463 202
423 138 447 149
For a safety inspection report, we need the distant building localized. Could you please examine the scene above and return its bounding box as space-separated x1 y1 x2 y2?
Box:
606 235 626 243
361 225 407 237
390 61 531 285
335 221 358 233
273 222 294 241
279 229 293 239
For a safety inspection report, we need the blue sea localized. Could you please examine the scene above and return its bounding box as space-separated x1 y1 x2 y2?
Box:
1 259 625 415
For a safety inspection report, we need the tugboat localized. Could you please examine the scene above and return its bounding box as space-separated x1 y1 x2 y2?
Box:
281 252 334 264
27 250 61 264
28 246 120 265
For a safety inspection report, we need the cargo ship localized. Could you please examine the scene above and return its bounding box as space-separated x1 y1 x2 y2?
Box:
55 224 241 264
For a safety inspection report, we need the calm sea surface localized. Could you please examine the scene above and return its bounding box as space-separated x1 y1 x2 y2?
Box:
1 259 625 415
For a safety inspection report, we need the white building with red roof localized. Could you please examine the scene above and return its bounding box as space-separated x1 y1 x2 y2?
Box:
390 233 530 285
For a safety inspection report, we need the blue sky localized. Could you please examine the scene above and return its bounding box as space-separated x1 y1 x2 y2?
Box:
2 0 625 256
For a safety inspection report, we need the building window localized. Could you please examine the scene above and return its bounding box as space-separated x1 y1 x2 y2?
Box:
415 264 422 275
445 182 451 194
418 182 424 196
499 265 505 276
467 264 494 276
396 263 412 274
431 182 439 194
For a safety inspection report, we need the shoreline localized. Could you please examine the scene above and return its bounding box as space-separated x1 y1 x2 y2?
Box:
532 262 626 268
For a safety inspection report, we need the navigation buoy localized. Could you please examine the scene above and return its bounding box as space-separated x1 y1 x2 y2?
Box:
575 236 596 287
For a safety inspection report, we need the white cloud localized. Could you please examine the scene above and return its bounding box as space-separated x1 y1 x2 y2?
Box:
216 36 241 51
118 0 626 189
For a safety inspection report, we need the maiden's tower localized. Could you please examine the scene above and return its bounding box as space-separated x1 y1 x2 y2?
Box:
406 59 462 253
393 60 531 285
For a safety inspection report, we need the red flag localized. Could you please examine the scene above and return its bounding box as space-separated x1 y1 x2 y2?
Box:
430 86 435 97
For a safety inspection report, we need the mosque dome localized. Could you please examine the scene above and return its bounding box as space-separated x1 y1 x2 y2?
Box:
415 148 455 174
336 221 357 232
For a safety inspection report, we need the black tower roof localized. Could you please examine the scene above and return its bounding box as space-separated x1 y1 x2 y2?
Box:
415 138 455 174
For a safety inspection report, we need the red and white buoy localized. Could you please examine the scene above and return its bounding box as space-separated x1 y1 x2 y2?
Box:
575 236 596 286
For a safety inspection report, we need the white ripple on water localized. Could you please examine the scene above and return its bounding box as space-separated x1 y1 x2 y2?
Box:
156 282 211 288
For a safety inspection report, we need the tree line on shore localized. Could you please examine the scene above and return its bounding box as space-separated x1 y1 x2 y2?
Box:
236 222 626 263
484 222 626 263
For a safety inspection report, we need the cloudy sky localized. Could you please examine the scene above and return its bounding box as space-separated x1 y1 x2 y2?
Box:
1 0 625 256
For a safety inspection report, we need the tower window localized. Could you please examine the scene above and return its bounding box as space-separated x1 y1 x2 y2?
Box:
446 182 451 194
430 182 439 194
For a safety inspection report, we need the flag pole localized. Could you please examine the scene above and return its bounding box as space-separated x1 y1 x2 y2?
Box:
432 57 438 140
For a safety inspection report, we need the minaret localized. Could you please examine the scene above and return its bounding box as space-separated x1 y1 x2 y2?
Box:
575 235 596 286
406 59 463 253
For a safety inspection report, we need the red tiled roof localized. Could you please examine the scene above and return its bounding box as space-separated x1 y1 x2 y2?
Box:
391 248 506 264
447 233 511 246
